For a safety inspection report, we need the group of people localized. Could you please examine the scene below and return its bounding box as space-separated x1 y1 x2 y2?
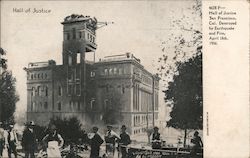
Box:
0 121 203 158
0 121 64 158
88 125 131 158
0 121 131 158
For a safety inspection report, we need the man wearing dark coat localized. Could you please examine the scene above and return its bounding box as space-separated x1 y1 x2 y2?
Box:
151 126 161 149
190 131 203 157
21 121 37 158
89 126 104 158
119 125 131 158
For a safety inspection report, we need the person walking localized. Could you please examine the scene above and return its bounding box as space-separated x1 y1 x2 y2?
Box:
88 126 104 158
0 122 5 158
104 125 120 156
151 126 161 149
42 124 64 158
118 125 131 158
22 121 37 158
6 125 18 158
190 131 203 157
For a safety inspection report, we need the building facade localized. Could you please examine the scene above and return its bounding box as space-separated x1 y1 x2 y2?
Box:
24 14 159 135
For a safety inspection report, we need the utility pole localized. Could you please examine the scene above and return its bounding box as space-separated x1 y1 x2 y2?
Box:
152 76 155 127
0 52 2 122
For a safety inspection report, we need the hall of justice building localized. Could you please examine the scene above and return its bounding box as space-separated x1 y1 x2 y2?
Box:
24 14 160 135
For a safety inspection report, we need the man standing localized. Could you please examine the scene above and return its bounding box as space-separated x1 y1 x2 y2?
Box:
22 121 37 158
0 122 5 158
104 125 120 156
119 125 131 158
89 126 104 158
151 126 161 149
190 131 203 157
42 124 64 158
6 125 18 158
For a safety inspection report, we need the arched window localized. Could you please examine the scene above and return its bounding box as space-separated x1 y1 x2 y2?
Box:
109 68 113 75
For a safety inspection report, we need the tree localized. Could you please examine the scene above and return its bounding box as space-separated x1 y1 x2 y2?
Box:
165 51 202 147
49 117 84 144
0 48 19 123
157 0 201 85
156 0 202 147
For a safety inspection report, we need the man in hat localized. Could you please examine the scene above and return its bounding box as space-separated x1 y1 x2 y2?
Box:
104 125 120 156
151 126 161 149
118 125 131 158
0 122 5 157
89 126 104 158
190 131 203 156
22 121 37 158
6 124 18 158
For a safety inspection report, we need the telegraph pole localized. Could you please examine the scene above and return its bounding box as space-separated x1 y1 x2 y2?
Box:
152 76 155 127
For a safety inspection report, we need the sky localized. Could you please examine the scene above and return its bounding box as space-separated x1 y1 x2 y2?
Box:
1 0 197 121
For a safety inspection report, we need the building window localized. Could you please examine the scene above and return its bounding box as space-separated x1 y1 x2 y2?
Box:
76 66 80 79
72 28 76 39
90 99 95 110
68 56 72 66
77 101 80 110
39 102 43 110
79 32 82 39
119 68 123 74
31 87 35 96
69 101 73 110
114 68 117 74
58 86 62 96
31 74 33 80
31 102 35 112
104 69 108 75
66 33 70 40
109 68 113 75
44 102 48 110
41 73 43 79
45 86 48 96
104 99 109 110
68 84 72 95
37 86 40 96
38 74 40 79
77 53 81 64
82 31 85 39
90 71 95 77
58 102 61 111
76 84 81 96
44 73 47 79
122 85 125 94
